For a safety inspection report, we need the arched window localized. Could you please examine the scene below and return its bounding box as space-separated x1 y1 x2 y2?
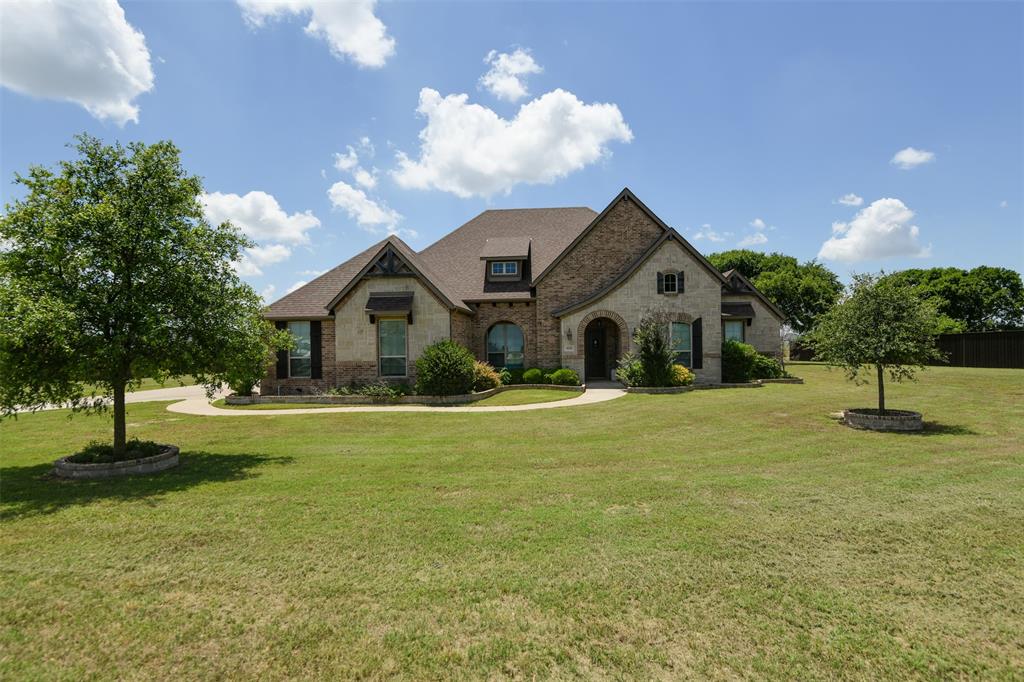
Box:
487 323 524 368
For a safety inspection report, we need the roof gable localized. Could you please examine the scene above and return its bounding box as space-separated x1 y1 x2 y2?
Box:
721 269 787 321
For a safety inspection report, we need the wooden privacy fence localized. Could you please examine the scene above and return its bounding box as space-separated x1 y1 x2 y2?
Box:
788 330 1024 368
935 330 1024 369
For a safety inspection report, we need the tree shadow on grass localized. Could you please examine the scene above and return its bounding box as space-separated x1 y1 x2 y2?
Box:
914 422 981 436
1 451 294 520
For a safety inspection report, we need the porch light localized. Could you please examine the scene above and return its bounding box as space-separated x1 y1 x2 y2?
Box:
565 327 572 341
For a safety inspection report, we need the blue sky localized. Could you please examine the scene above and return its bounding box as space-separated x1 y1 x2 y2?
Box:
2 1 1021 301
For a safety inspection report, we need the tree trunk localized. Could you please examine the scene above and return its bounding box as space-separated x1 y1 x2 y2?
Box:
876 363 885 415
112 380 127 456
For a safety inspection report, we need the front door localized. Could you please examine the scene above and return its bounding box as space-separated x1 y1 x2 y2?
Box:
585 319 607 379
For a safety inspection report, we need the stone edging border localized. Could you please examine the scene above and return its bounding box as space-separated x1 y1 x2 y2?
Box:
843 408 923 432
230 384 583 406
625 385 696 394
54 445 180 479
760 377 804 384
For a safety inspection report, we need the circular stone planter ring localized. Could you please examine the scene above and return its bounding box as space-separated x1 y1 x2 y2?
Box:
843 409 923 432
54 445 180 479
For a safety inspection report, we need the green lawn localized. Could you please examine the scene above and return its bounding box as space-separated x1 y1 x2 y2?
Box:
83 375 196 394
2 365 1022 679
210 398 341 410
471 387 580 406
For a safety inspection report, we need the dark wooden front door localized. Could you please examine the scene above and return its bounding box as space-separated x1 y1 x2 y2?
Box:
585 319 607 379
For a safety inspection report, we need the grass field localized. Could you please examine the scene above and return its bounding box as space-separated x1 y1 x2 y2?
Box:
2 364 1022 679
84 375 196 394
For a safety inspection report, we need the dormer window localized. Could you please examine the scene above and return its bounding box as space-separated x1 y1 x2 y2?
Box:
491 261 518 276
663 272 678 294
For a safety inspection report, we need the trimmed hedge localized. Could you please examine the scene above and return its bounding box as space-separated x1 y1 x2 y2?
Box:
522 368 544 384
722 340 784 382
547 368 581 386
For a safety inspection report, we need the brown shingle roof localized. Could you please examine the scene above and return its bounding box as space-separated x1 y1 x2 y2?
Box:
479 236 531 260
419 207 597 302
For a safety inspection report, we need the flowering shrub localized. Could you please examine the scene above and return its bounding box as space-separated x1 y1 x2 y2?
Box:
670 364 694 386
473 361 503 392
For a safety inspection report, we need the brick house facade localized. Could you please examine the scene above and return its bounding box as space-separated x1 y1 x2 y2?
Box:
262 188 785 393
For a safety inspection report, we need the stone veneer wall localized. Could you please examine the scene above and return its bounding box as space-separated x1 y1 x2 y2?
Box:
260 318 337 395
558 240 724 384
333 276 451 385
723 294 783 359
534 195 664 368
467 300 539 367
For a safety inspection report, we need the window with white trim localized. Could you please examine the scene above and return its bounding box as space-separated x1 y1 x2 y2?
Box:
288 321 312 378
670 322 692 368
724 320 745 343
663 272 678 293
490 261 518 276
378 318 407 376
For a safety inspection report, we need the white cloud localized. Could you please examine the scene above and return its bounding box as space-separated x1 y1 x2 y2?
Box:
286 279 308 294
202 191 320 244
334 146 359 171
393 87 633 198
0 0 154 125
327 180 413 236
836 193 864 207
749 218 767 230
890 147 935 170
693 225 728 243
298 268 326 277
260 284 277 302
738 232 768 247
353 167 378 189
818 198 931 262
237 0 394 68
234 243 291 277
480 48 543 102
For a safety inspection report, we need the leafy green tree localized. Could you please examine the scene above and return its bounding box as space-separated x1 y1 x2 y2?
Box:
707 249 843 332
806 274 942 414
881 267 1024 332
0 134 288 455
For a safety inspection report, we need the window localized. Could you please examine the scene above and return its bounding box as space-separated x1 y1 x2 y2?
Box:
663 272 678 294
486 323 524 368
670 322 692 368
288 321 312 378
490 261 518 276
724 320 745 343
378 318 407 376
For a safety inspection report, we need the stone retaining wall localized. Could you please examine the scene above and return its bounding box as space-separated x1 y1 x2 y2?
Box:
843 409 923 432
54 445 180 479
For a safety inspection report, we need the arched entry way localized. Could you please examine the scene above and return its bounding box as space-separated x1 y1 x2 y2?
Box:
584 317 621 380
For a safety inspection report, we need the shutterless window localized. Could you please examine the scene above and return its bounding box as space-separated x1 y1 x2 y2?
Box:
378 318 407 377
663 272 678 293
490 261 518 275
670 322 692 368
288 321 312 378
487 323 524 369
724 320 745 343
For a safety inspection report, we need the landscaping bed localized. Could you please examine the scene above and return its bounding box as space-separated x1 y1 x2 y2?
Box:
54 443 179 479
843 408 924 432
230 383 583 407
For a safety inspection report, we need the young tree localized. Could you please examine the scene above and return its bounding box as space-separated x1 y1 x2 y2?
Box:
807 273 943 414
706 249 843 332
633 315 675 387
0 134 288 455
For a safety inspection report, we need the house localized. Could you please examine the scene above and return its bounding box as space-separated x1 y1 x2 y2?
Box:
262 188 785 392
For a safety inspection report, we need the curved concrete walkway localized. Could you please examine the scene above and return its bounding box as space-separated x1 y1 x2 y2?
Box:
166 384 626 417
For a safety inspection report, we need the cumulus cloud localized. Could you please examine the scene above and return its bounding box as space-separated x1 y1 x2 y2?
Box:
202 191 320 244
749 218 767 230
738 232 768 247
818 198 931 262
480 48 543 102
353 167 378 189
286 279 308 294
327 180 412 236
234 243 292 277
0 0 154 125
260 284 277 302
693 225 728 243
237 0 394 68
836 193 864 206
334 146 359 171
890 147 935 170
393 87 633 198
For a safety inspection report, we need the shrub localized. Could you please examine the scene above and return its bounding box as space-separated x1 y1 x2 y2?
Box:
632 316 675 386
414 340 475 396
670 364 694 386
522 368 544 384
548 368 580 386
498 368 512 385
504 368 525 384
615 351 644 387
722 339 758 383
473 361 502 392
360 381 411 401
750 353 784 379
67 438 163 464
